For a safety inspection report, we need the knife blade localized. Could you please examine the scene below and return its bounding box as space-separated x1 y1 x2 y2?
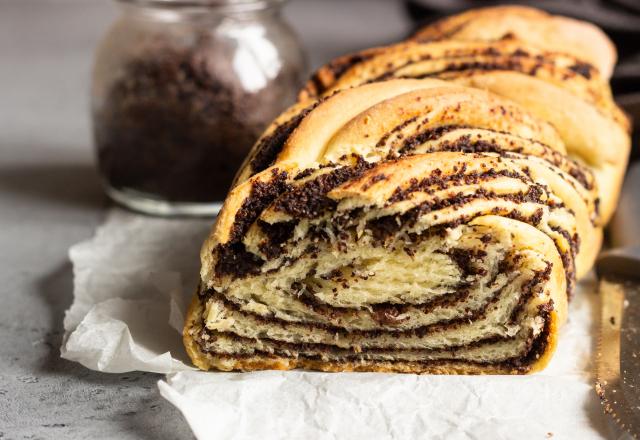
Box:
595 276 640 438
595 160 640 439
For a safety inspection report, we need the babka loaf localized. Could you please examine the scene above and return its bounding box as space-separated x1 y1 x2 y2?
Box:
183 7 629 374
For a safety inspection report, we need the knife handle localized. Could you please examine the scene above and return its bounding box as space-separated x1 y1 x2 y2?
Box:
609 161 640 248
597 247 640 280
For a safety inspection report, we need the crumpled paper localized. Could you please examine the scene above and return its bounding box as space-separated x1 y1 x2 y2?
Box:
62 209 615 439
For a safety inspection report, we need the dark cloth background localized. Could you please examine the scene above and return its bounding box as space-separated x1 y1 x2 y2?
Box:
405 0 640 160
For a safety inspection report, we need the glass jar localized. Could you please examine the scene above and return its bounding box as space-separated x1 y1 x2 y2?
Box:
91 0 306 216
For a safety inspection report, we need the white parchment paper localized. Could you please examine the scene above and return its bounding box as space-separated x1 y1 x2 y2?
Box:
61 209 618 439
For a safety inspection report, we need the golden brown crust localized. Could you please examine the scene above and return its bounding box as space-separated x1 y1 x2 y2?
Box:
410 5 616 79
304 39 619 122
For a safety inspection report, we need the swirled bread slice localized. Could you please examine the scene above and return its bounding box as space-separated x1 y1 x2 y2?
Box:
185 153 570 373
185 80 601 373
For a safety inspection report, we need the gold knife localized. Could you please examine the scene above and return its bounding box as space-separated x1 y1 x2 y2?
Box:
595 160 640 439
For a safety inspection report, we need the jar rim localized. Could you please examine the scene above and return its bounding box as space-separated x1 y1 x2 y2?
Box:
117 0 285 12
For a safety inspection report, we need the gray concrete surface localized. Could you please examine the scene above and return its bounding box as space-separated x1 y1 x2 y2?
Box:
0 1 411 438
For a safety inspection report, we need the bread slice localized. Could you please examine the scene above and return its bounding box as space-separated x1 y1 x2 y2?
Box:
186 153 569 373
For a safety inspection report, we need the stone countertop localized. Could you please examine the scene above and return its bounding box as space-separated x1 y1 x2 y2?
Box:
0 1 411 438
